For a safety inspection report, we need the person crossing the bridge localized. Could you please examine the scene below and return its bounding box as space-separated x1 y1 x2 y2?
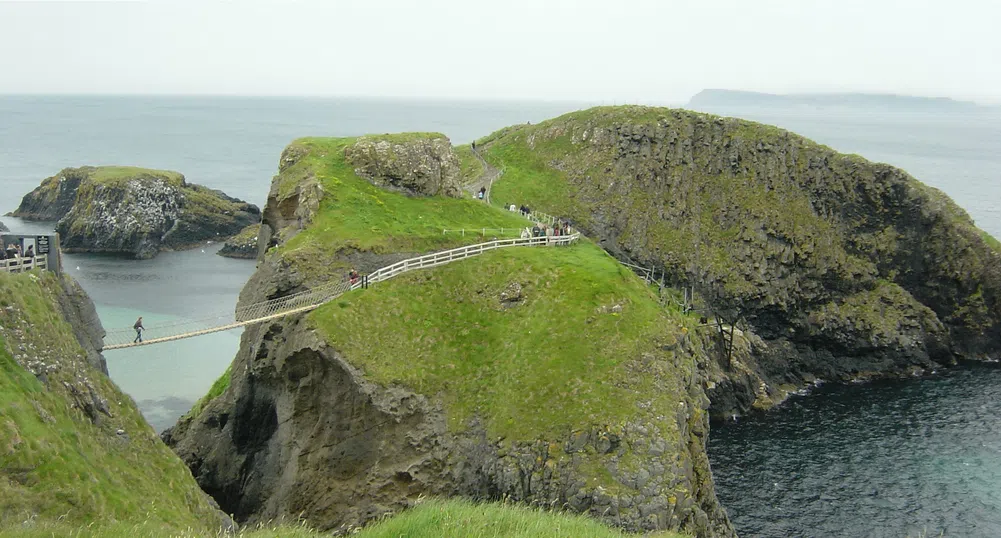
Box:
133 316 144 343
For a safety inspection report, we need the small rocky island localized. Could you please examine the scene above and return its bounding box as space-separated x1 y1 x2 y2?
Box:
0 219 8 232
217 223 261 259
10 166 260 259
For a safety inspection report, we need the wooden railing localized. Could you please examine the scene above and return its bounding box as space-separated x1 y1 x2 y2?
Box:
102 230 581 350
0 254 48 274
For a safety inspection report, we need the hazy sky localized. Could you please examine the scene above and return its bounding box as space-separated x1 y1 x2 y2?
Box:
1 0 998 103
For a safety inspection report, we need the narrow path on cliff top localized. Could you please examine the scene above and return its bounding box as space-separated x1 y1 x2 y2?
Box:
103 218 580 350
464 145 502 203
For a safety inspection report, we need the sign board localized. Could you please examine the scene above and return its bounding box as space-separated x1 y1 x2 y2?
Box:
36 235 50 255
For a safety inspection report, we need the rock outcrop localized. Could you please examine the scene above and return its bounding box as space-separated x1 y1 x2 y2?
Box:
345 134 463 198
11 166 260 259
218 224 261 259
479 106 1001 419
163 135 735 538
0 220 8 232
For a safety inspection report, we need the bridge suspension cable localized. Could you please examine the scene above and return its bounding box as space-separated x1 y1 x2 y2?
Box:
103 226 579 350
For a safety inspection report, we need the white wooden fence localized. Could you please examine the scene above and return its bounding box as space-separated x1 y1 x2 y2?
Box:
103 230 581 349
0 254 48 274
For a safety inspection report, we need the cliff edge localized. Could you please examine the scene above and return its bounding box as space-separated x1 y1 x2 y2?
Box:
11 166 260 259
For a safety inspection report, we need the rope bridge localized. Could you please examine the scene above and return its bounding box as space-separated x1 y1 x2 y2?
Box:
103 230 580 350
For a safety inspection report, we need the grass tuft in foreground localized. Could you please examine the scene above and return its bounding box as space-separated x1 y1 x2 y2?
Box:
0 498 690 538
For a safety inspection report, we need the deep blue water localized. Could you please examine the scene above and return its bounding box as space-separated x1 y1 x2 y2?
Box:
1 96 1000 535
708 364 1001 538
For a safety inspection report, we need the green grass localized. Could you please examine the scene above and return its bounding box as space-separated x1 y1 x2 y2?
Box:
0 272 222 533
982 230 1001 253
310 241 693 442
455 144 485 187
274 136 531 278
86 166 185 187
355 498 689 538
229 224 261 244
0 498 690 538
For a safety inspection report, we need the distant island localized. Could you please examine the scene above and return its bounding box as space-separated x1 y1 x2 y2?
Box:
688 89 988 111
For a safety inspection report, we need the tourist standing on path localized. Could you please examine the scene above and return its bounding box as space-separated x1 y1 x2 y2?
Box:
133 316 144 343
24 245 34 258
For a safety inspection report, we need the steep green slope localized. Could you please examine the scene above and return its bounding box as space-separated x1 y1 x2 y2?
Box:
478 105 1001 415
455 144 485 187
265 135 529 281
0 272 225 533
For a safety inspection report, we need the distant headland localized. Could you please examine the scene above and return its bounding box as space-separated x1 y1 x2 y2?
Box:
688 89 989 111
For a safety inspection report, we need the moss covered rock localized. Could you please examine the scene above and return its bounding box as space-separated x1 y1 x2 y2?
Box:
218 223 261 259
480 106 1001 417
12 166 261 259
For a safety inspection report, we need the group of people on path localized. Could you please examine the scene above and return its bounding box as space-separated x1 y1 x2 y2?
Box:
1 242 33 261
522 221 572 240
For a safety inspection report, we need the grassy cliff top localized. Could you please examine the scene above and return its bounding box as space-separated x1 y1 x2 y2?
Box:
84 166 186 186
272 136 530 278
0 272 222 533
310 240 694 442
477 105 997 303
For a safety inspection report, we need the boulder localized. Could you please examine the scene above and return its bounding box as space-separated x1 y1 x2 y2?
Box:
345 134 462 198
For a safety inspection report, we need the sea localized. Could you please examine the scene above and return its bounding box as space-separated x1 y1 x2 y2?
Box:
1 95 1000 537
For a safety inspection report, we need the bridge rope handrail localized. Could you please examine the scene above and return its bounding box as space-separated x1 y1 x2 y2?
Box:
103 223 580 350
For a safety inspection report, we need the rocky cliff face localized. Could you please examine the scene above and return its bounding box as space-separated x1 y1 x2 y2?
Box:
12 166 260 259
0 220 8 232
481 106 1001 419
164 135 735 537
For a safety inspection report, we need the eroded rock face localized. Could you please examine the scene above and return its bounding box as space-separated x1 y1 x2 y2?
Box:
12 167 260 260
482 107 1001 418
345 136 462 198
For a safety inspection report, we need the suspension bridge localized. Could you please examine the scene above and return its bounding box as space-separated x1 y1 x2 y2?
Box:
103 223 580 350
